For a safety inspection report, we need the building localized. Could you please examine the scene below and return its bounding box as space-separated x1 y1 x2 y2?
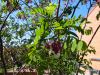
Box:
80 4 100 70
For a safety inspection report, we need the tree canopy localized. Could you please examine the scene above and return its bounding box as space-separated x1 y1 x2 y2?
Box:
0 0 100 75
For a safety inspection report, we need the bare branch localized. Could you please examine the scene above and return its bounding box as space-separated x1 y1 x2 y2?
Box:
80 0 93 39
34 0 39 7
20 0 31 8
59 0 70 18
56 0 61 19
71 0 81 18
0 11 13 31
88 25 100 47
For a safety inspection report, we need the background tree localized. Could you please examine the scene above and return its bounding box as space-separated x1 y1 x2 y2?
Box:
0 0 99 75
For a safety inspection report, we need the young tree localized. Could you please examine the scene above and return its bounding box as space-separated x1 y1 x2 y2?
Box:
0 0 99 75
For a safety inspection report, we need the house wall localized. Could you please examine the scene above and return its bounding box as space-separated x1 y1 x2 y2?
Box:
80 5 100 70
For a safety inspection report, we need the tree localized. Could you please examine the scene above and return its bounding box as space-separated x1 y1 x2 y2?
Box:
0 0 99 75
0 0 52 74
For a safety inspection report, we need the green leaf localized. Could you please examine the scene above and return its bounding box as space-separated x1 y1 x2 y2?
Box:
63 21 69 27
71 39 77 52
40 24 44 33
66 31 78 38
53 21 60 27
85 27 93 35
45 3 56 15
75 26 84 35
31 7 45 15
28 51 34 60
34 36 40 46
53 21 63 30
77 40 83 51
55 26 63 30
36 27 41 36
96 11 100 20
33 24 44 46
77 40 88 51
82 41 88 50
64 42 67 49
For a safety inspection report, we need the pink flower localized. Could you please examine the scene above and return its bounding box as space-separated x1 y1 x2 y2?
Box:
45 40 62 54
51 41 62 54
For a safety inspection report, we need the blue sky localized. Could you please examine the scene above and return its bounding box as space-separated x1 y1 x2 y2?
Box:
0 0 93 17
61 0 92 17
0 0 95 43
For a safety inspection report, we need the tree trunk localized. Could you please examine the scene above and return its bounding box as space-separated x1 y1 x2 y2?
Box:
0 35 7 75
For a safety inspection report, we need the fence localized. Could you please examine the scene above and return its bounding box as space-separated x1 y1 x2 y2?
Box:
0 72 37 75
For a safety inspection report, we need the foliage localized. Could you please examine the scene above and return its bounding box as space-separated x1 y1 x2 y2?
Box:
25 2 95 75
0 0 99 75
96 11 100 20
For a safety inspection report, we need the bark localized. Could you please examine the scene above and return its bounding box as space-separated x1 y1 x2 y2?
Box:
0 35 7 75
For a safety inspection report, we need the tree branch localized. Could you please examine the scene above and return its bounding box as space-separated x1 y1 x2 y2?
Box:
0 6 13 75
56 0 61 19
20 0 31 8
59 0 70 18
71 0 81 18
34 0 39 7
0 36 7 75
81 24 100 61
88 25 100 47
77 25 100 75
0 11 13 31
80 0 92 39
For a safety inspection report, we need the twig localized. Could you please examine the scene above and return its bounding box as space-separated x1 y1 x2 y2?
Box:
20 0 31 8
88 25 100 47
80 24 100 62
34 0 39 7
71 0 81 18
56 0 61 19
77 25 100 75
80 0 92 39
66 0 70 7
59 0 70 18
76 1 97 74
0 11 13 31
